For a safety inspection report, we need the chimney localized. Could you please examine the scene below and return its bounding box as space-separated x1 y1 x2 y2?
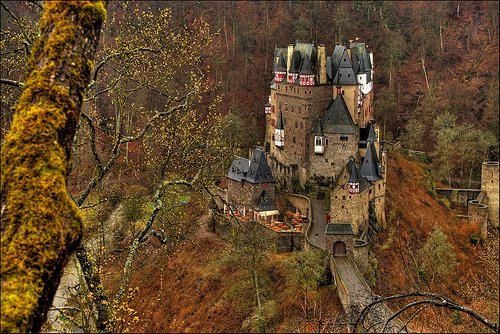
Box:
287 43 294 78
318 44 327 85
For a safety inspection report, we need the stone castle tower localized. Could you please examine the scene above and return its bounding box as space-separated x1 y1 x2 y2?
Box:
263 40 386 239
481 161 499 228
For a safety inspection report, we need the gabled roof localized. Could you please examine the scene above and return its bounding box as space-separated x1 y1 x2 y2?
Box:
276 110 284 130
294 42 317 66
311 95 357 135
325 223 354 235
254 190 276 212
360 141 382 181
245 147 275 183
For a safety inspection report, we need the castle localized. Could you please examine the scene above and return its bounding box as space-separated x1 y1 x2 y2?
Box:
224 40 386 257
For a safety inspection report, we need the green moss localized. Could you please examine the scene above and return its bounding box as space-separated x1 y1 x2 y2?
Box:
0 1 106 332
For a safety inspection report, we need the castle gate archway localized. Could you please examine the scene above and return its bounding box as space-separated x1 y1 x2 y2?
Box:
333 241 347 256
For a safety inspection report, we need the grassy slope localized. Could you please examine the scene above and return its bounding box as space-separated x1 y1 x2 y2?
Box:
373 152 499 332
104 231 344 333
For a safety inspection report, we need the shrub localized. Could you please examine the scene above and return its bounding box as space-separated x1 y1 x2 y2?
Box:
469 232 481 245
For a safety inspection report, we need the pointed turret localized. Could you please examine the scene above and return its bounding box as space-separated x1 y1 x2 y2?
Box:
360 141 382 181
288 50 301 83
275 110 284 148
333 49 357 85
348 157 361 194
299 54 315 86
274 52 287 82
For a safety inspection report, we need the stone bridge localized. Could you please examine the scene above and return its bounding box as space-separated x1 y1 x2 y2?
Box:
300 196 406 332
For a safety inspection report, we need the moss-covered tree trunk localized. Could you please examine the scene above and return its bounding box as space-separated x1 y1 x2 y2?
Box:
0 2 106 332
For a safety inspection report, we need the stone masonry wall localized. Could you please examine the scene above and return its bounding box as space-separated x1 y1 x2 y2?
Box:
308 132 358 181
330 167 370 236
481 161 499 228
226 179 275 210
325 234 354 257
271 83 331 167
332 85 359 125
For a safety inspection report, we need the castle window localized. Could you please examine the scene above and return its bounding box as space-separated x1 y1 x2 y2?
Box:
340 135 348 141
342 90 345 95
369 189 372 194
285 86 287 91
342 196 346 200
349 196 352 199
293 137 296 143
342 185 345 190
378 184 381 190
325 159 328 162
335 196 338 199
348 74 351 77
326 138 329 145
315 136 323 146
342 205 345 209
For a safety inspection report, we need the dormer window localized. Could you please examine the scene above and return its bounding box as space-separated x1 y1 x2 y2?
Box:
349 182 360 194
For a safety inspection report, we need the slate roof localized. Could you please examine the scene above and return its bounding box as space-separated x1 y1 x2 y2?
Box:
299 54 314 75
333 49 357 85
246 147 275 183
276 110 284 130
348 157 361 183
273 48 288 72
325 223 354 235
227 157 250 182
227 147 275 184
289 50 301 73
332 45 346 77
347 158 370 192
367 123 377 142
360 141 382 181
311 95 357 135
359 123 377 143
254 190 277 212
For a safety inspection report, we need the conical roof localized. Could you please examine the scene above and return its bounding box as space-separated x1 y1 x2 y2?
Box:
276 110 284 130
348 157 361 183
299 54 314 75
367 123 377 142
360 141 381 181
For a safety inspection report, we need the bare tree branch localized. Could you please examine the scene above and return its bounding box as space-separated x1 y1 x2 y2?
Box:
0 78 24 87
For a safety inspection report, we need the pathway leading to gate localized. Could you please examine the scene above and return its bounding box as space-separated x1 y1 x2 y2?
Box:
306 196 405 332
309 199 326 249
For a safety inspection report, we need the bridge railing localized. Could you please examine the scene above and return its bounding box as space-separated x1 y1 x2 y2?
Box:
330 255 350 312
